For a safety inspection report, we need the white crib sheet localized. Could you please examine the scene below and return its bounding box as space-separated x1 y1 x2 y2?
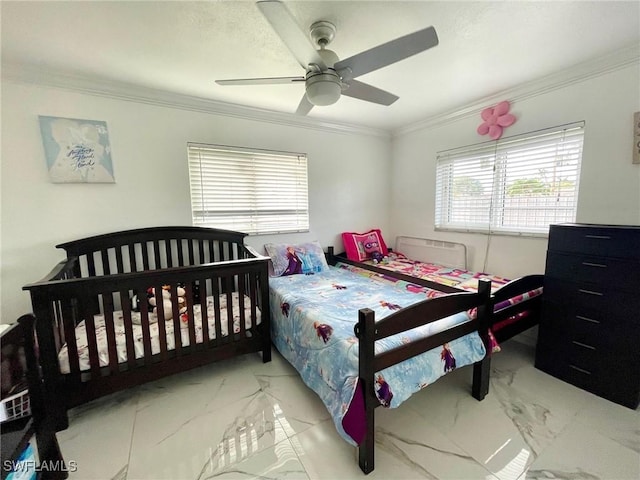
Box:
58 293 261 374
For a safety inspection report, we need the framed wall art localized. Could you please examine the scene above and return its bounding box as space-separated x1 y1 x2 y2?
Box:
38 115 115 183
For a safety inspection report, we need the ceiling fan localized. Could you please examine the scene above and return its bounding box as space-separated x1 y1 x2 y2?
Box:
215 0 439 115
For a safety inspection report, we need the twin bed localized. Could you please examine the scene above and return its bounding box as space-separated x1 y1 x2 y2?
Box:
23 227 542 475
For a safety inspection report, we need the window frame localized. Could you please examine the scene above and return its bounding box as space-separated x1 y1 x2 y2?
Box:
434 122 585 237
187 143 309 235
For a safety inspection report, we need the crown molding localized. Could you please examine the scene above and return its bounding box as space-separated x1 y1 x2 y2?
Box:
1 63 390 139
393 42 640 138
3 42 638 140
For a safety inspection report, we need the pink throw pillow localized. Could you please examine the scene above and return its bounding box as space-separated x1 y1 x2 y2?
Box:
342 229 389 262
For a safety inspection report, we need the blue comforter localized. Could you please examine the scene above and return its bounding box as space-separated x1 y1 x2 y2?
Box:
269 267 486 445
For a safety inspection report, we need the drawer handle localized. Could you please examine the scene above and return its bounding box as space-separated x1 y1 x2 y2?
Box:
581 262 607 268
578 289 603 296
576 315 600 324
569 365 592 375
572 340 596 350
584 235 611 240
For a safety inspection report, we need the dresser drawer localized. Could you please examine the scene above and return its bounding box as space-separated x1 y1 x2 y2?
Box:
545 251 640 291
538 299 640 354
548 224 640 260
543 277 640 327
566 366 640 409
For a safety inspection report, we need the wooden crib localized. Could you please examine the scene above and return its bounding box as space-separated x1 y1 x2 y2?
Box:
23 226 271 432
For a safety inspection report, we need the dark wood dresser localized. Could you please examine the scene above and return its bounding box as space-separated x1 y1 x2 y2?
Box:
535 223 640 409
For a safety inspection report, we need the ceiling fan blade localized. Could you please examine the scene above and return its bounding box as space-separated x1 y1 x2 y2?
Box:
341 80 399 106
257 0 327 71
216 76 305 86
335 26 438 80
295 94 314 115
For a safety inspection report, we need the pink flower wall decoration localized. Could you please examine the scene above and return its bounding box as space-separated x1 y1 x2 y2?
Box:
477 100 516 140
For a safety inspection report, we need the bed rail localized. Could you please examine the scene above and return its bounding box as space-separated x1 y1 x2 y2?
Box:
491 274 544 343
326 247 463 294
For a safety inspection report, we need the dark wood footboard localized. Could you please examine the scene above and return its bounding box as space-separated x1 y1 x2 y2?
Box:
354 279 491 474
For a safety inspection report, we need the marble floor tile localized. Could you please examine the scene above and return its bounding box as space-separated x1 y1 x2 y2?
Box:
53 343 639 480
57 389 139 479
572 394 640 453
374 405 499 479
524 420 640 480
127 388 287 479
200 438 310 480
255 358 332 439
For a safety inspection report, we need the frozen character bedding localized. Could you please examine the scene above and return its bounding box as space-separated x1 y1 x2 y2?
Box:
268 266 487 446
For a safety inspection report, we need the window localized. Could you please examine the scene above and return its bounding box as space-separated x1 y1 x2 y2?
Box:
435 122 584 236
188 143 309 235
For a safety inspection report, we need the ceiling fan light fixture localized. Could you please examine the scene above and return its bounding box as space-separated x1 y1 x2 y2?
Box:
217 1 440 115
305 72 341 106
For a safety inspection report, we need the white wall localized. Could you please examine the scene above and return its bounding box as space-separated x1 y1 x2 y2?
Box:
389 64 640 280
3 62 638 327
0 82 391 322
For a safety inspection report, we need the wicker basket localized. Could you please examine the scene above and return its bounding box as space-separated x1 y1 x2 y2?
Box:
0 387 30 423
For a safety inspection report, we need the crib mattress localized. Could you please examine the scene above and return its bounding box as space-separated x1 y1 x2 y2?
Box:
58 293 261 374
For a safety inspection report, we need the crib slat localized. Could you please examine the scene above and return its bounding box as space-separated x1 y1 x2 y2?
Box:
218 241 224 262
115 246 124 274
212 280 222 346
153 241 162 270
129 244 138 272
195 240 203 265
140 242 149 270
61 300 81 376
80 299 101 379
200 279 210 347
188 240 195 266
154 285 168 362
170 285 182 357
165 240 173 268
120 290 139 371
177 239 185 267
185 283 197 352
87 253 97 277
101 249 111 276
238 276 246 337
249 273 258 330
225 277 234 343
138 290 153 365
102 293 119 375
208 240 215 264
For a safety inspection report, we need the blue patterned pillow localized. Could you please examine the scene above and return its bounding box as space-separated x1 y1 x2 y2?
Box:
264 241 329 277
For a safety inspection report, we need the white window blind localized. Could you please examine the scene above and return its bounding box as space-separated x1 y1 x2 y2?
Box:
435 122 584 236
188 143 309 235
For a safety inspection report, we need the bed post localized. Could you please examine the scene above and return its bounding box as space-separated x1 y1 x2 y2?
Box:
326 246 336 266
29 289 69 431
18 314 68 478
259 261 272 363
472 279 492 401
356 307 376 474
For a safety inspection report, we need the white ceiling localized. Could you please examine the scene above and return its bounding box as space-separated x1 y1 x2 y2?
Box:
2 1 639 132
